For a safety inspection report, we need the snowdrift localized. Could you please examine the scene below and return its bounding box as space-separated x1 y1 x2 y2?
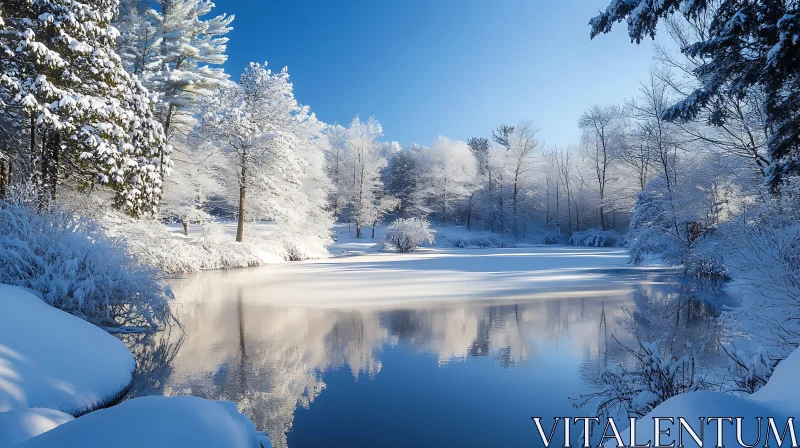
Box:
0 408 74 446
16 396 270 448
610 347 800 447
0 285 135 416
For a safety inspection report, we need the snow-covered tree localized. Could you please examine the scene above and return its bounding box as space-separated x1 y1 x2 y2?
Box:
579 104 622 230
466 137 491 230
505 121 539 235
159 133 224 235
271 113 334 248
384 143 419 216
589 0 800 188
412 137 479 223
115 0 233 177
329 116 387 238
198 62 307 242
0 0 169 215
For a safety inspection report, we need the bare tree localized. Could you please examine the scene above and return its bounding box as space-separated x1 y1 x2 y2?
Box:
555 147 574 232
508 121 540 236
491 125 514 232
655 14 771 175
579 104 623 230
627 69 681 196
618 121 654 191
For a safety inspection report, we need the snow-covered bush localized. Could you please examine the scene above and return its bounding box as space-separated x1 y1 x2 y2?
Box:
383 218 435 252
536 225 569 245
573 338 709 419
723 346 777 394
628 170 740 279
447 234 515 249
101 215 329 275
435 227 515 248
716 181 800 357
0 202 173 329
569 228 625 247
682 249 730 278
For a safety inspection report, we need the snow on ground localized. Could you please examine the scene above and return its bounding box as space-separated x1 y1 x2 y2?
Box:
0 408 74 446
329 223 517 256
609 347 800 447
171 245 664 308
108 217 330 274
0 285 135 416
16 396 270 448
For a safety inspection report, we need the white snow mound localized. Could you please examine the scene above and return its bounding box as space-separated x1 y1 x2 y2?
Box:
0 284 135 415
0 408 74 446
17 396 271 448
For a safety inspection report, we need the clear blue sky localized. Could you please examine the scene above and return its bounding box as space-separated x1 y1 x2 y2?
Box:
213 0 661 148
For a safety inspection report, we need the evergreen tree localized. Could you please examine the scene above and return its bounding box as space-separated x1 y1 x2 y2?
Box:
115 0 233 177
0 0 168 215
590 0 800 188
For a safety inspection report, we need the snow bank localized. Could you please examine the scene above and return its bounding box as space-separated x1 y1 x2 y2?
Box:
105 217 329 274
609 347 800 447
0 203 172 329
0 408 73 446
16 396 270 448
0 285 135 416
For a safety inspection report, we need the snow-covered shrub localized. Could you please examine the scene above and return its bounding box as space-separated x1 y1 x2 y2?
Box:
569 228 625 247
716 181 800 357
537 225 569 245
723 346 777 394
0 202 173 329
573 338 709 419
447 234 515 249
102 215 329 274
383 218 435 252
682 249 730 278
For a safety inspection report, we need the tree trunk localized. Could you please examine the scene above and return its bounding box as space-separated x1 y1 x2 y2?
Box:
371 221 376 239
39 131 50 210
356 221 361 238
0 161 6 199
467 193 473 230
50 132 59 204
599 202 605 230
159 104 176 184
236 163 246 243
183 220 189 237
513 178 519 236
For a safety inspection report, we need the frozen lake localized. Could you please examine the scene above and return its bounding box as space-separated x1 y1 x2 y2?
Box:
122 246 735 447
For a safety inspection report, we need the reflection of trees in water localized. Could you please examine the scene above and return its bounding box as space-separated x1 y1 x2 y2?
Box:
118 321 185 398
578 276 734 389
124 273 731 447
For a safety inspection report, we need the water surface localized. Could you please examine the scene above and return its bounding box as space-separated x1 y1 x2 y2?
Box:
122 247 734 447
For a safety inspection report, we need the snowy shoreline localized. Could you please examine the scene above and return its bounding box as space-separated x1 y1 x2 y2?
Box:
0 285 270 447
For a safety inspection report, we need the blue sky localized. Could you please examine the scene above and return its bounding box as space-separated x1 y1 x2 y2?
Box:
213 0 662 148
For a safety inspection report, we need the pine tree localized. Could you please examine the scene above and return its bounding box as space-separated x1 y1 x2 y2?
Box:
115 0 233 179
0 0 168 215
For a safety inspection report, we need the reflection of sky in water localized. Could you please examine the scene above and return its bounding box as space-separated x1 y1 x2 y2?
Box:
120 249 736 448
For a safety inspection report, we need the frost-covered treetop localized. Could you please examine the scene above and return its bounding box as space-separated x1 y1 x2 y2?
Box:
589 0 800 188
116 0 233 139
0 0 169 215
